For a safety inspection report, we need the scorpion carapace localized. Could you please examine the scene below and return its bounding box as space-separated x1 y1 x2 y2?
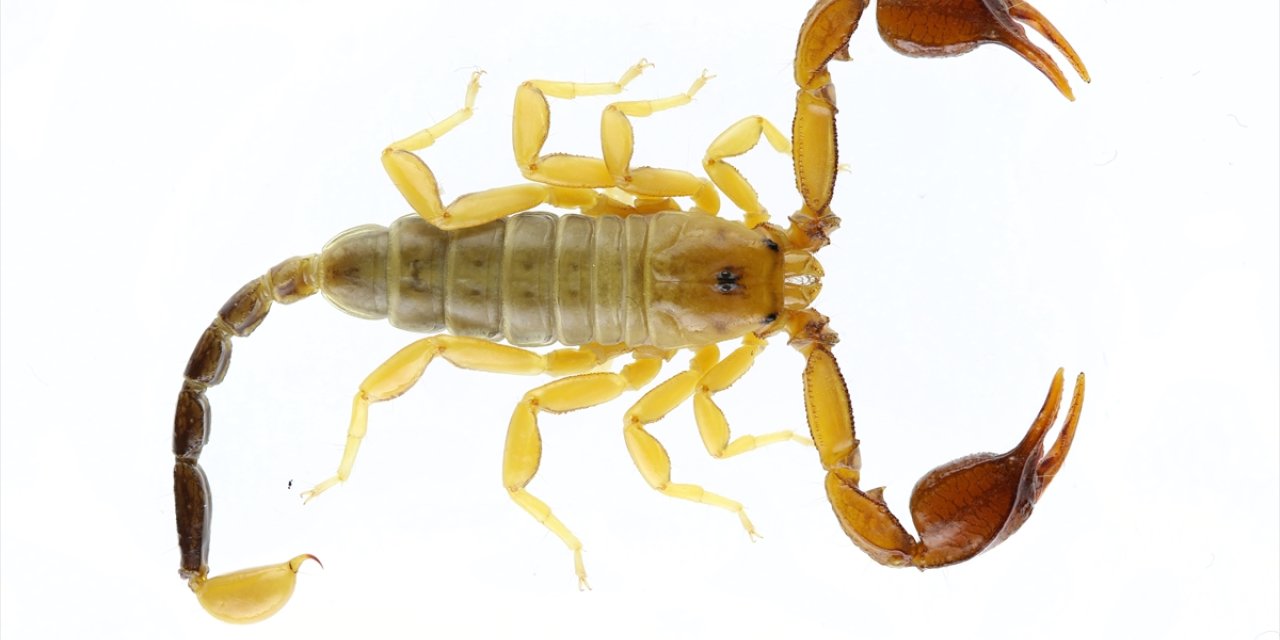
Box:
174 0 1089 623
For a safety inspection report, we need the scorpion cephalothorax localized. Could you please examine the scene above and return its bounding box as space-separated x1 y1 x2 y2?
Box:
175 0 1088 623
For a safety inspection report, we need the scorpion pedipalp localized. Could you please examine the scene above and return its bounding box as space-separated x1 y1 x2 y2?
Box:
801 337 1086 568
784 0 1087 570
808 358 1080 568
876 0 1090 100
904 370 1086 566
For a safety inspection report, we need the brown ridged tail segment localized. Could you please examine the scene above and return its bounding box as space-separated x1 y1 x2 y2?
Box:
173 255 319 580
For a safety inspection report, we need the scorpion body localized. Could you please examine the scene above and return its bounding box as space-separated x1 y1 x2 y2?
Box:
322 212 793 348
175 0 1090 624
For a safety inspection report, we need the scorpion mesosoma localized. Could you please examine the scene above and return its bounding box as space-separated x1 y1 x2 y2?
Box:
173 0 1089 624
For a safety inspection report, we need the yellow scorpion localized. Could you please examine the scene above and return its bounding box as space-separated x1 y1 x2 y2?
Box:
173 0 1089 624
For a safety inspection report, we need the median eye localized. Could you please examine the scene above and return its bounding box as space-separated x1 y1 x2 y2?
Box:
714 268 741 293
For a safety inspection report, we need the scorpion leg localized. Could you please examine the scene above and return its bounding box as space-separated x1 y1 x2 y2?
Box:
702 116 792 228
512 61 720 214
512 60 648 187
578 191 686 218
796 330 1085 568
505 355 665 589
301 337 620 502
382 71 601 230
876 0 1089 100
598 72 720 213
622 344 800 540
692 335 812 459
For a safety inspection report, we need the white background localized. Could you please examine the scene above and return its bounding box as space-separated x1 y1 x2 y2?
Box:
2 1 1276 638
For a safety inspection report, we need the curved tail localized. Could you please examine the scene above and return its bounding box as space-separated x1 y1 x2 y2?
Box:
172 254 322 623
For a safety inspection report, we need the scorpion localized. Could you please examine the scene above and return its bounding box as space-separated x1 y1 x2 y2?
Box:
173 0 1089 624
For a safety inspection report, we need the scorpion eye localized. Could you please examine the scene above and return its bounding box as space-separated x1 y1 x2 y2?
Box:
716 270 736 282
763 313 778 324
715 282 739 294
763 238 780 252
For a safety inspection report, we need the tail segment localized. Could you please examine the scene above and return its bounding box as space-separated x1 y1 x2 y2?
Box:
172 254 321 623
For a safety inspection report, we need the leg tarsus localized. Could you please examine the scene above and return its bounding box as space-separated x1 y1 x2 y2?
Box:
299 476 340 504
389 70 484 151
658 481 759 540
508 487 591 590
717 429 814 458
301 390 374 503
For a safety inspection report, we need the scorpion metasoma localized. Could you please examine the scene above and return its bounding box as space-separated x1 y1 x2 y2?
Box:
173 0 1089 623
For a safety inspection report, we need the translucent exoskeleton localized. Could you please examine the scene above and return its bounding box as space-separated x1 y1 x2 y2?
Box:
173 0 1089 623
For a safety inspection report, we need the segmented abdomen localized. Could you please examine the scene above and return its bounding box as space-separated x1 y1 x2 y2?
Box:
319 212 657 347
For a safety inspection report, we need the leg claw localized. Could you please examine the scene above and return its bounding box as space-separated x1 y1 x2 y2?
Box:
300 476 341 504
